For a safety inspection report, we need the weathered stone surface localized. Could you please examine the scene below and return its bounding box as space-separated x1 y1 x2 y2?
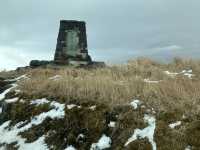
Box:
28 20 105 68
54 20 92 65
30 60 53 67
90 61 106 68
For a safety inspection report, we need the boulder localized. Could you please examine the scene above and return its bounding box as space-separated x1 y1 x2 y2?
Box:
30 60 53 67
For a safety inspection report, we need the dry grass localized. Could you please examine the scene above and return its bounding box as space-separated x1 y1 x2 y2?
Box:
17 57 200 115
2 57 200 149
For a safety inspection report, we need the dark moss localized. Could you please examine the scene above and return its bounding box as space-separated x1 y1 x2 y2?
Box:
124 138 152 150
185 120 200 147
7 102 51 126
111 105 146 149
0 142 19 150
155 120 187 150
0 80 12 93
19 102 111 150
157 110 183 123
4 91 18 100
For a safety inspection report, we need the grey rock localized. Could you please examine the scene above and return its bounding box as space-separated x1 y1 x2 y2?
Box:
30 60 53 67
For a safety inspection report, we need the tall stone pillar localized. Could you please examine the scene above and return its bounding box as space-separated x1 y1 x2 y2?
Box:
54 20 92 65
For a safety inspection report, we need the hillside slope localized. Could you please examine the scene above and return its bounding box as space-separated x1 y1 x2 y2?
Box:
0 58 200 150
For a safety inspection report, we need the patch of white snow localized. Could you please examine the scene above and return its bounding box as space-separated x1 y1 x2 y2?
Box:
90 134 112 150
1 75 29 101
89 105 96 111
183 73 193 78
19 99 25 103
0 83 17 101
169 121 181 129
15 89 21 94
164 71 179 77
130 99 142 110
49 75 62 80
77 134 85 139
5 97 18 103
67 104 81 109
0 121 48 150
65 145 76 150
185 145 192 150
0 100 65 150
164 70 194 79
31 98 50 106
108 121 116 128
125 114 156 150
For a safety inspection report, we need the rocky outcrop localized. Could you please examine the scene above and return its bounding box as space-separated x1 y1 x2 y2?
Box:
29 60 53 68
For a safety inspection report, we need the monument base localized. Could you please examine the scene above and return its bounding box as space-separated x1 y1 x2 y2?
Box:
29 59 105 68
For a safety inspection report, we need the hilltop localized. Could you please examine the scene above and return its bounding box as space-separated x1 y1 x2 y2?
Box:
0 58 200 150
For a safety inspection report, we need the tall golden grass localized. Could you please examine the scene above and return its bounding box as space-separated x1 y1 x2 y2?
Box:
16 57 200 116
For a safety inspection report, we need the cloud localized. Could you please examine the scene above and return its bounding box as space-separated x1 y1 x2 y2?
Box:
0 46 52 70
0 47 27 70
0 0 200 69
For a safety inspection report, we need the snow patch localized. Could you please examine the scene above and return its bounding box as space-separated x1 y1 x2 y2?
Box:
65 145 76 150
5 97 18 103
164 70 194 79
125 114 156 150
169 121 181 129
144 79 160 84
15 89 21 94
16 136 48 150
67 104 81 109
77 134 85 139
185 145 192 150
17 101 65 131
19 99 25 103
183 73 193 78
90 134 112 150
108 121 116 128
0 121 48 150
89 105 96 111
67 104 77 109
0 75 28 101
0 83 17 101
49 75 62 80
0 100 65 150
31 98 50 106
182 114 187 119
130 99 142 109
164 71 179 77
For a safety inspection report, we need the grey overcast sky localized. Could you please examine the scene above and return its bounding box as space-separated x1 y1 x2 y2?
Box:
0 0 200 70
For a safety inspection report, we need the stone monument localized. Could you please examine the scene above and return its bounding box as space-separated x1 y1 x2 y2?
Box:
29 20 105 68
54 20 92 66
